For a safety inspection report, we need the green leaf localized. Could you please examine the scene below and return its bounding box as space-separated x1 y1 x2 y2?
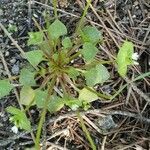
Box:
64 96 90 111
117 41 134 77
62 37 72 49
67 67 80 80
35 89 47 108
84 64 110 86
6 106 31 131
48 19 67 40
65 98 83 111
51 51 69 65
35 91 65 113
0 80 13 99
19 68 36 86
20 86 35 106
27 32 44 46
79 88 98 102
25 50 44 67
6 106 22 115
81 26 102 45
81 42 98 62
47 96 65 113
52 53 59 61
39 40 53 53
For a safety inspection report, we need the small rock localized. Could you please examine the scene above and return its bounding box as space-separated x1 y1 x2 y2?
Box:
98 115 117 133
11 61 19 75
10 58 16 64
101 85 112 94
134 1 139 6
135 6 139 9
137 9 142 16
11 126 18 134
0 9 3 16
9 20 14 24
5 51 9 57
0 112 5 117
33 13 38 18
30 109 35 114
132 15 136 18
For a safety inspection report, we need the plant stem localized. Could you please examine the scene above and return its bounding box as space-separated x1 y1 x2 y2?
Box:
76 0 91 33
52 0 58 19
69 51 81 62
32 17 53 58
35 77 56 149
24 99 35 112
79 60 113 70
85 86 111 100
77 111 96 150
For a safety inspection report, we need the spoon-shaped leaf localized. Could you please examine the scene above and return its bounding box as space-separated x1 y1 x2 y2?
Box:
0 80 13 99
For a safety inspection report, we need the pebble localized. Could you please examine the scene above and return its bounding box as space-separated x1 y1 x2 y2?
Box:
0 112 5 117
30 109 35 114
11 61 19 75
101 85 112 94
1 18 7 22
10 58 16 64
0 9 3 16
132 15 136 18
11 126 18 134
134 1 139 6
135 6 139 9
5 51 9 57
137 9 142 16
33 13 38 18
8 20 14 24
98 115 117 132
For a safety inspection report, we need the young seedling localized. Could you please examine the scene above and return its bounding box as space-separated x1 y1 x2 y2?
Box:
0 17 111 146
2 1 142 149
1 14 142 149
116 40 139 77
0 0 148 149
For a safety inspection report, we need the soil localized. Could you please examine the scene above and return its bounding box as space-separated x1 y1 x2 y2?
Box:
0 0 150 149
